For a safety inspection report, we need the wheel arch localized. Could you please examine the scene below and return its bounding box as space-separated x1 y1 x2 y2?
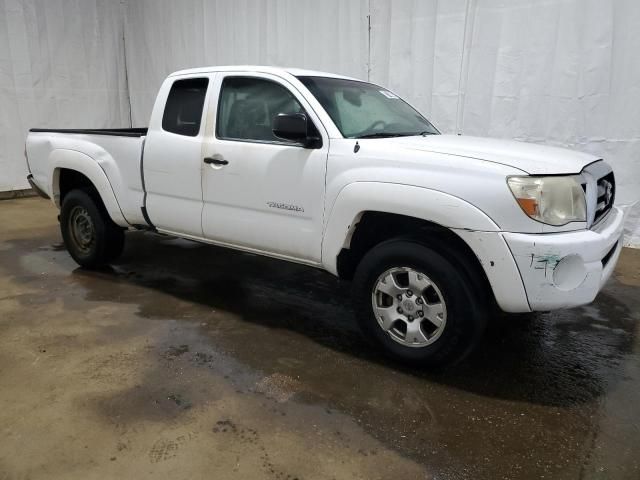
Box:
321 182 505 306
339 211 497 305
50 149 128 226
322 182 499 272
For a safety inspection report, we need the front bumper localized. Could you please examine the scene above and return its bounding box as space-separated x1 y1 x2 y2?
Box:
503 206 625 311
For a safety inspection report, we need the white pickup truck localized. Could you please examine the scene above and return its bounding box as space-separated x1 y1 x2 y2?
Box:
26 66 625 365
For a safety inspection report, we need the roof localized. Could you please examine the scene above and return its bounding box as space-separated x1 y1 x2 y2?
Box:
168 65 361 81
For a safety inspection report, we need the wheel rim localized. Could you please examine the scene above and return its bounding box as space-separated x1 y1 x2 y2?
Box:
68 206 95 254
371 266 447 348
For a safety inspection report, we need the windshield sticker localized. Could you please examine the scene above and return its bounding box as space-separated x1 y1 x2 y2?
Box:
379 90 399 99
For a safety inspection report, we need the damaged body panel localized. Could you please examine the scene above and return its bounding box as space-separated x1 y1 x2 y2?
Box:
452 229 530 312
504 206 625 310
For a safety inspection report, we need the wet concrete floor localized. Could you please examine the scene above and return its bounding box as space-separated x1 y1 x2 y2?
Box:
0 197 639 479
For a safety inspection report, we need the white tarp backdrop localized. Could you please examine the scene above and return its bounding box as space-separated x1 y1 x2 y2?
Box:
1 0 639 245
0 0 130 191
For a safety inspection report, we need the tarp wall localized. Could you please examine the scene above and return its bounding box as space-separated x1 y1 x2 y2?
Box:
123 0 370 126
0 0 130 192
2 0 639 244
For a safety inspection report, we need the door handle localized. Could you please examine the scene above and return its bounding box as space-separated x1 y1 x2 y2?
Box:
204 156 229 166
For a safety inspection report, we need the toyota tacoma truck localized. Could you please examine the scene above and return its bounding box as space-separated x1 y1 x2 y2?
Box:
25 66 625 366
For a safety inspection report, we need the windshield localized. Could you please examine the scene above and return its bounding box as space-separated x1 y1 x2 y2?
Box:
298 76 439 139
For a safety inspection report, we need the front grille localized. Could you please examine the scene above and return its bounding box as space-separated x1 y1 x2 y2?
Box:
594 172 615 225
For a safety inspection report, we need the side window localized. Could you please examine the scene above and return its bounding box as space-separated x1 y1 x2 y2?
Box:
216 77 304 143
162 78 209 136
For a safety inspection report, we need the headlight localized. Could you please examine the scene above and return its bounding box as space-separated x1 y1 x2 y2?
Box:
507 175 586 226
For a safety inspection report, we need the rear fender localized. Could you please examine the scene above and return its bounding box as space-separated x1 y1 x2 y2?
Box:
51 149 128 226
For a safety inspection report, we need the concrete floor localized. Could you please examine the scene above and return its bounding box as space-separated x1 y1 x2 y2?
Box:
1 197 639 480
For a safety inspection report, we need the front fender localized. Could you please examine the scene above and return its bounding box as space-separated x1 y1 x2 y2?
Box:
321 182 499 274
51 149 128 226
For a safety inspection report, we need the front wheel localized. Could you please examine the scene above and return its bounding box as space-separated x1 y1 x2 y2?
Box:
60 189 125 268
352 239 487 367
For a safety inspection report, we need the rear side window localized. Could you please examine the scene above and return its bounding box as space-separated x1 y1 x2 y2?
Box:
216 77 304 143
162 78 209 136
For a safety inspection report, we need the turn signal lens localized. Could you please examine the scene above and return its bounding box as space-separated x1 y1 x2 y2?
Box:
507 175 586 226
515 197 539 217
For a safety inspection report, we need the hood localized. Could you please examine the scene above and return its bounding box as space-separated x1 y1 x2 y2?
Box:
381 134 600 175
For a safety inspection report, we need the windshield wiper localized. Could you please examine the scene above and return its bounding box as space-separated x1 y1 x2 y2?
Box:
355 131 438 139
355 132 414 139
353 130 437 138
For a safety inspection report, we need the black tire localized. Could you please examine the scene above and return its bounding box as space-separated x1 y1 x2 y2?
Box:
60 189 125 268
353 239 487 367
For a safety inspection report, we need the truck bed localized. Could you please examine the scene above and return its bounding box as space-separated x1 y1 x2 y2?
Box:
26 128 148 227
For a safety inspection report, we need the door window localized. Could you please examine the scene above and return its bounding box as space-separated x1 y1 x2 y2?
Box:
162 77 209 137
216 77 304 143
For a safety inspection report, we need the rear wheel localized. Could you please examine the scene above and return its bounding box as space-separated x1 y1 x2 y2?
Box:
353 239 487 366
60 189 125 268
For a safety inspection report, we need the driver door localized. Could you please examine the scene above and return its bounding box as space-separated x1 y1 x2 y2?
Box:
201 73 328 263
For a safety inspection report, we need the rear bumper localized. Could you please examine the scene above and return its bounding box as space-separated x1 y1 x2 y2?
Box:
27 174 50 199
503 206 625 311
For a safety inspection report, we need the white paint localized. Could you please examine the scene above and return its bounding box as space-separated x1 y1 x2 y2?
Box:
142 74 213 237
25 66 627 313
504 206 625 311
553 255 588 292
200 71 329 262
26 132 144 226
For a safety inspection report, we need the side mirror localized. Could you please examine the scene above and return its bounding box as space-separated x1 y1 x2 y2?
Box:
272 113 321 148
